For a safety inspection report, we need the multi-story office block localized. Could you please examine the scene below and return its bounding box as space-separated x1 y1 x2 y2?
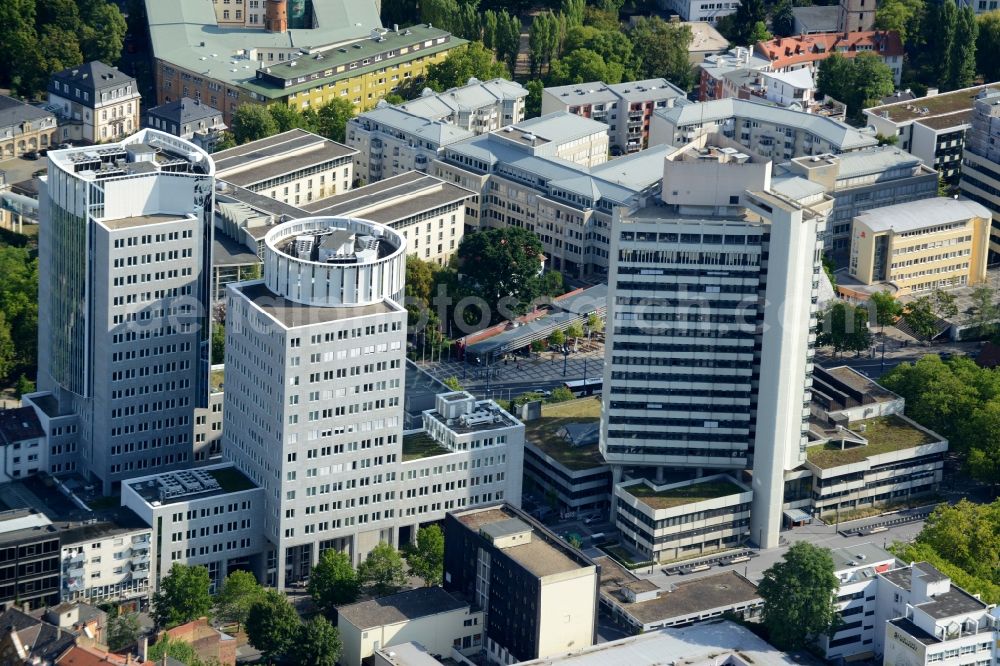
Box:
959 88 1000 257
651 98 878 159
0 510 61 610
399 78 528 133
848 198 990 295
443 504 599 665
780 147 938 261
541 79 690 154
121 464 264 591
223 215 409 587
214 129 356 205
47 61 141 144
60 515 153 605
28 130 215 493
601 136 831 549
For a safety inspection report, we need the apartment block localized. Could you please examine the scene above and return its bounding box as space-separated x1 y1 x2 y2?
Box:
821 543 898 661
213 129 356 205
848 198 990 295
0 407 46 482
755 32 904 85
958 88 1000 257
399 78 528 133
47 61 141 144
780 147 938 261
864 84 1000 183
0 510 61 610
145 97 227 153
0 95 58 158
614 475 753 563
146 0 463 124
698 48 773 102
541 79 689 154
29 130 215 493
443 504 599 665
508 112 612 168
655 0 739 23
651 98 878 160
337 587 484 666
59 514 153 605
121 464 265 591
432 130 665 277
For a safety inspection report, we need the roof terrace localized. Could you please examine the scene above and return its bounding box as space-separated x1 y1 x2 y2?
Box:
806 415 940 468
523 397 604 471
620 477 745 511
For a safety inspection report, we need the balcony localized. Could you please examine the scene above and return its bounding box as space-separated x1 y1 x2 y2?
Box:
131 552 150 566
131 568 149 580
64 576 85 593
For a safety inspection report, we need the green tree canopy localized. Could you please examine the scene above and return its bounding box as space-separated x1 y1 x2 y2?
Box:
314 97 356 143
231 104 279 144
548 48 624 85
456 226 545 323
152 564 213 629
628 16 693 90
309 549 361 615
951 6 979 90
977 11 1000 82
358 542 407 597
406 525 445 586
147 635 203 666
294 616 343 666
968 284 999 337
106 612 141 653
875 0 925 44
916 500 1000 585
425 42 509 92
245 589 302 661
870 290 903 329
902 295 940 340
214 570 266 631
771 0 796 37
757 542 839 650
549 386 575 402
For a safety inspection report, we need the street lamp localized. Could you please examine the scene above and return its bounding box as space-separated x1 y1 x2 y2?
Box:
562 345 570 377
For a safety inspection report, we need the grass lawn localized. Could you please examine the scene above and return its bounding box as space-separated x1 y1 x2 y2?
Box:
601 544 652 569
807 415 938 468
208 467 256 492
210 369 225 393
523 397 604 471
622 479 744 510
402 432 451 461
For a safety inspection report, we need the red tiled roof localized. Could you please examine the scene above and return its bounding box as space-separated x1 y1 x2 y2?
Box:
755 31 903 69
56 646 129 666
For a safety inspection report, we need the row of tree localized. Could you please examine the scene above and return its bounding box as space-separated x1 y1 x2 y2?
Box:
0 0 127 98
0 241 39 389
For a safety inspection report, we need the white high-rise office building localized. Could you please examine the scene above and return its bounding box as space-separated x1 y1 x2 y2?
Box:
601 136 830 549
29 130 215 493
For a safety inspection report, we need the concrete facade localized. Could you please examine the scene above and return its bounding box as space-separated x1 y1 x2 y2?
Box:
60 519 152 605
958 88 1000 257
399 78 528 134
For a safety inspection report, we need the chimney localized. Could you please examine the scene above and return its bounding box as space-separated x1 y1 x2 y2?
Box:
139 636 149 662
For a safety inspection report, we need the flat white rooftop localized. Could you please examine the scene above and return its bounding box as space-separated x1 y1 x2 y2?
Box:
855 197 991 233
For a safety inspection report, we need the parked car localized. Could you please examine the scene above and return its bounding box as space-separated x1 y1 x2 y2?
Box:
32 169 46 178
22 151 38 160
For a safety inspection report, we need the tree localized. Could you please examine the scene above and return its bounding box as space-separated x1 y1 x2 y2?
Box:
525 79 544 118
978 11 1000 83
314 98 356 143
902 296 939 340
425 42 509 92
443 376 463 391
211 323 225 365
549 386 575 402
850 53 896 116
587 313 604 337
309 549 360 615
548 48 624 85
562 0 585 26
565 322 585 341
106 612 141 652
817 302 870 356
757 542 839 650
232 104 279 144
381 0 419 28
548 328 566 347
294 616 343 666
456 226 545 322
147 635 202 666
406 525 445 586
79 1 127 65
816 53 855 103
876 0 925 44
870 290 903 330
916 500 1000 584
245 590 301 662
951 6 978 90
421 0 460 32
214 570 265 631
0 311 16 381
968 284 999 337
772 0 796 37
933 289 959 319
14 374 35 398
922 0 957 89
494 11 523 72
629 17 693 90
749 21 772 43
967 403 1000 484
152 564 213 629
726 0 767 45
358 542 407 596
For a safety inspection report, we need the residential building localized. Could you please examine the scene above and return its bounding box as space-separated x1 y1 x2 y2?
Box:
59 513 152 605
145 98 227 153
698 48 773 102
213 128 356 205
755 32 903 85
759 69 815 108
337 587 484 666
515 620 797 666
296 172 475 265
601 135 831 549
521 398 612 519
822 543 899 661
957 0 1000 14
596 557 762 634
684 22 731 65
848 198 990 294
0 510 61 610
443 504 599 665
120 464 265 591
0 607 77 663
779 147 939 261
399 78 528 133
348 105 474 184
958 88 1000 257
432 131 665 277
541 79 690 154
614 475 754 563
0 407 46 481
0 95 58 158
879 561 1000 665
28 129 215 493
500 112 611 168
146 0 464 125
47 62 141 144
650 98 879 159
864 84 1000 183
655 0 739 24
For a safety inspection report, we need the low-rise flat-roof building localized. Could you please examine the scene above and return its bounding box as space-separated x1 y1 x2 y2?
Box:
145 98 227 153
0 509 61 610
848 198 990 295
443 504 598 665
213 128 356 206
399 78 528 134
337 587 484 666
541 79 690 154
0 95 57 158
596 556 762 633
864 83 1000 183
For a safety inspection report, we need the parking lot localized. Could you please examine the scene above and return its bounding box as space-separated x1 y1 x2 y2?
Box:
0 153 48 186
